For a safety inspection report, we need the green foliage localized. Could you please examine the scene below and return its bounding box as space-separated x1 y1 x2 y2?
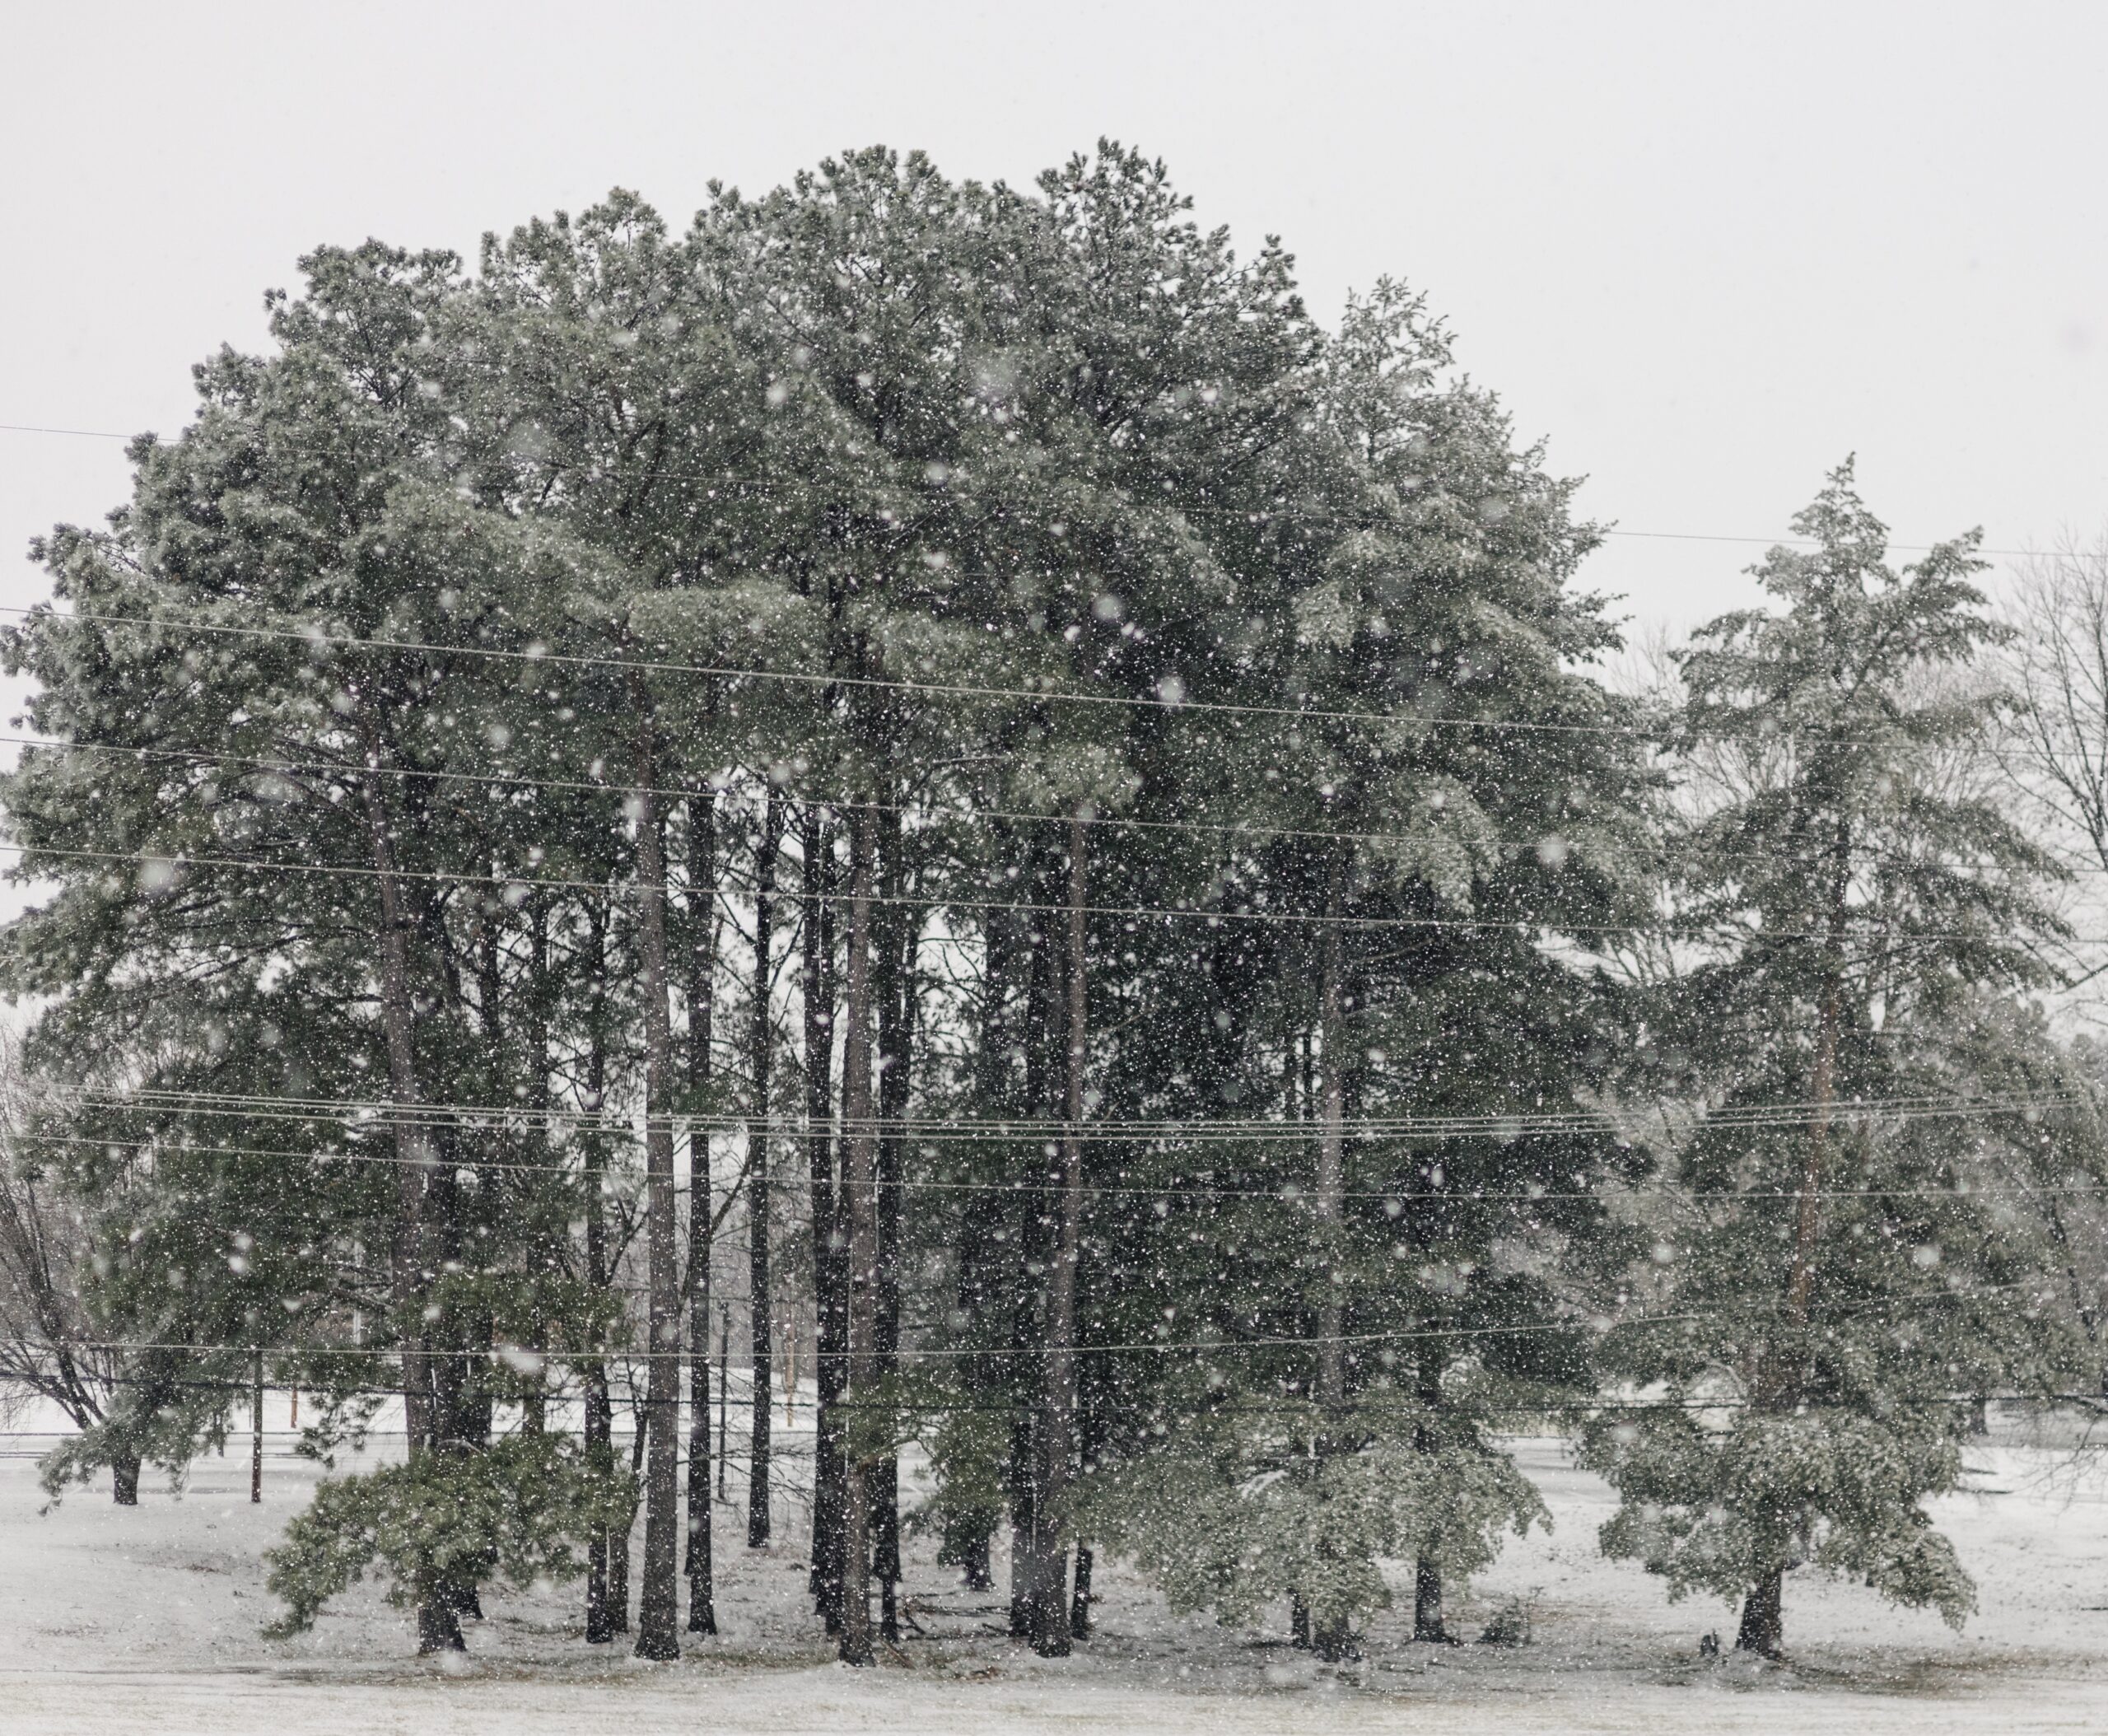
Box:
0 142 2089 1665
1085 1408 1546 1628
914 1402 1009 1571
1592 463 2080 1641
263 1435 632 1637
1585 1408 1973 1627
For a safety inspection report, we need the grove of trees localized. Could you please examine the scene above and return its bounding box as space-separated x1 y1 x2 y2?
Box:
2 142 2106 1667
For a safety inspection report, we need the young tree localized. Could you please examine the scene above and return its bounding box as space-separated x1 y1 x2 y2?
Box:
1584 463 2073 1656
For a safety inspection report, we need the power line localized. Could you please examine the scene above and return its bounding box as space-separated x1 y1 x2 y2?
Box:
42 1080 2083 1141
22 601 2074 768
0 837 2073 949
26 1367 2092 1421
0 419 2059 561
19 1119 2095 1201
0 422 145 441
2 601 1644 739
8 732 2100 888
13 1280 2042 1369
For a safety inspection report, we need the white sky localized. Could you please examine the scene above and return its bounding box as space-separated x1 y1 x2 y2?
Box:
3 0 2106 644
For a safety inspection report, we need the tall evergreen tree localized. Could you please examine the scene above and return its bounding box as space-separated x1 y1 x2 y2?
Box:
1583 463 2073 1656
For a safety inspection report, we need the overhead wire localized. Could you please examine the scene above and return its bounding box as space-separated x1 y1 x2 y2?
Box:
19 1367 2096 1422
3 731 2097 893
0 836 2076 950
36 1078 2086 1141
16 1116 2099 1202
11 1277 2050 1369
0 601 2050 764
0 417 2062 560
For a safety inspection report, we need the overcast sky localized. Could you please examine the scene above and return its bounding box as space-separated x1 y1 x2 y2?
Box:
4 0 2106 644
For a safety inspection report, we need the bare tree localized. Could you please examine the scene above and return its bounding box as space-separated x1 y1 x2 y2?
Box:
1999 538 2108 1010
0 1032 133 1495
2005 540 2108 867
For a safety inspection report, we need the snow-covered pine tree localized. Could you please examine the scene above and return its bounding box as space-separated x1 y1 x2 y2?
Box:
3 243 628 1647
1584 463 2074 1657
1073 256 1644 1651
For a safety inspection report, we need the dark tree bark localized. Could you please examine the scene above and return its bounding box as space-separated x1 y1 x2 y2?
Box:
1024 819 1088 1656
249 1350 264 1505
1412 1347 1449 1643
609 1399 646 1631
1412 1558 1448 1644
748 792 782 1548
111 1453 141 1507
582 917 617 1645
802 805 846 1631
632 725 683 1661
520 894 555 1438
837 805 880 1667
583 1361 614 1642
1070 1382 1103 1639
1070 1545 1094 1640
873 810 913 1640
684 792 720 1635
1007 858 1056 1639
1736 1566 1784 1658
424 1139 487 1626
1310 853 1355 1664
355 740 452 1652
944 889 1014 1593
717 1304 731 1500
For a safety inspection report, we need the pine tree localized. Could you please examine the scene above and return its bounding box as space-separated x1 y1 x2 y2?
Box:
1583 463 2073 1656
1077 266 1639 1651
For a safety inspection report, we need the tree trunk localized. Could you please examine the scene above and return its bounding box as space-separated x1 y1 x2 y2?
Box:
356 742 447 1651
749 792 781 1548
1310 852 1354 1663
1008 862 1056 1640
1735 1565 1784 1658
609 1408 641 1633
1413 1556 1447 1644
111 1453 140 1506
522 895 554 1438
583 938 616 1645
874 811 912 1639
837 805 880 1666
1411 1346 1448 1642
632 724 683 1661
1070 1323 1102 1642
717 1305 732 1500
1316 860 1347 1413
1026 818 1088 1657
802 805 846 1631
1287 1028 1311 1654
684 793 720 1636
949 889 1013 1598
424 1140 486 1625
584 1360 614 1642
250 1350 264 1505
608 1517 630 1634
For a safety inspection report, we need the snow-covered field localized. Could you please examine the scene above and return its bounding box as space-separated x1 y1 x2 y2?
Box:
3 1424 2106 1734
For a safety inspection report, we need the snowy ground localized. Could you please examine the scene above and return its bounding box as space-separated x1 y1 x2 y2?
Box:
3 1414 2106 1734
